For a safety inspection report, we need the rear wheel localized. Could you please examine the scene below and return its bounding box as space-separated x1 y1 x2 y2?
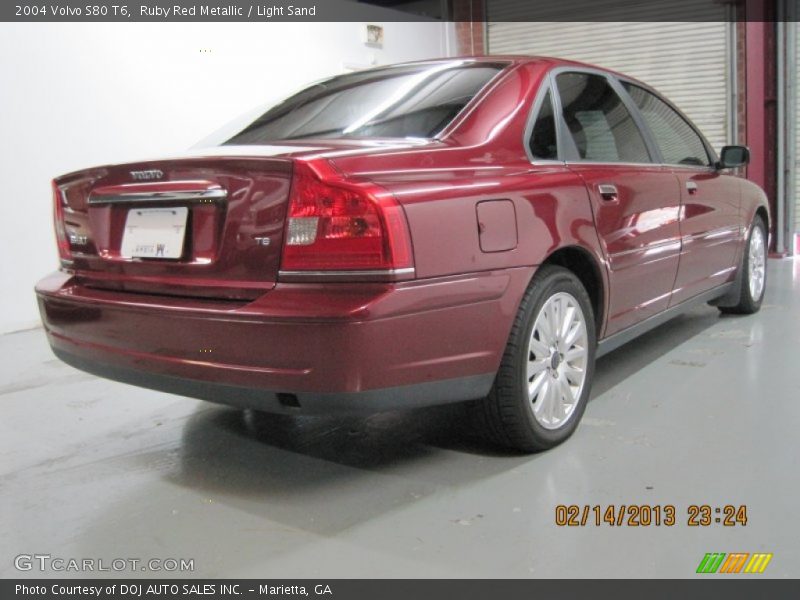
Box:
719 215 767 315
474 265 596 452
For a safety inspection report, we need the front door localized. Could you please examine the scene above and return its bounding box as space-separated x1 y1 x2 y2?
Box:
669 168 741 304
620 81 741 306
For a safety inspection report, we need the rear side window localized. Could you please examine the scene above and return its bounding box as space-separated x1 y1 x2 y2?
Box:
225 63 505 143
623 83 711 167
529 89 558 160
556 72 651 163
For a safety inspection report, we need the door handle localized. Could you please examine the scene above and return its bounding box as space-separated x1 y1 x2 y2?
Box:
598 184 618 201
686 181 699 195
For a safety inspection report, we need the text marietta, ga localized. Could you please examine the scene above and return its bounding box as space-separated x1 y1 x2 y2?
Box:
140 5 317 18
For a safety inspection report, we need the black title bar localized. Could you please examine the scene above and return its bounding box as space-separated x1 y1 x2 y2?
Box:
4 579 799 600
2 0 799 22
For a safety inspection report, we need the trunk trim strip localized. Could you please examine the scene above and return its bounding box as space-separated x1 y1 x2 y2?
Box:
278 268 415 282
88 188 228 205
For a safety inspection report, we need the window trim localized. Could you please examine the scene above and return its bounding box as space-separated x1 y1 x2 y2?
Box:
522 77 565 165
616 77 720 170
548 66 658 166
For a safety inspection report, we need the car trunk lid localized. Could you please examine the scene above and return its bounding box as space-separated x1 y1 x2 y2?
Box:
55 156 293 300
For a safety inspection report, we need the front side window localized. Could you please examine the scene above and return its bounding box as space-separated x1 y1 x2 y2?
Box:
555 72 651 163
623 82 711 167
529 89 558 160
224 62 505 144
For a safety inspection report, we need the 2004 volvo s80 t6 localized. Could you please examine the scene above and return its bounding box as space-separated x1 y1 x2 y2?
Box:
36 57 769 451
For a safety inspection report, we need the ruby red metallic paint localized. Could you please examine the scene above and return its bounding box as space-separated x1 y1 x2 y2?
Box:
37 267 532 400
52 157 293 299
36 57 769 414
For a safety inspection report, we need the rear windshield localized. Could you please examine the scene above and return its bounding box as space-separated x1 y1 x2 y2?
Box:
224 61 506 144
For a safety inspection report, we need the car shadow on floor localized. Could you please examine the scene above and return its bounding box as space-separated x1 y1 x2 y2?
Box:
175 304 726 465
150 303 731 541
164 404 532 535
168 304 725 500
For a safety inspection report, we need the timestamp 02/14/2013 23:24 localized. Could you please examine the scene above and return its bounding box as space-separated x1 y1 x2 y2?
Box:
554 504 749 527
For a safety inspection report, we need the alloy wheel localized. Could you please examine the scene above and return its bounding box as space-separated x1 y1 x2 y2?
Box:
748 225 766 300
526 292 589 430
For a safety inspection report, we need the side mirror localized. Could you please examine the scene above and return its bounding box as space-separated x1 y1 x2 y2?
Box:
716 145 750 170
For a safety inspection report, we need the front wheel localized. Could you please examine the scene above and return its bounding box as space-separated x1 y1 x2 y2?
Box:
473 265 596 452
719 215 767 315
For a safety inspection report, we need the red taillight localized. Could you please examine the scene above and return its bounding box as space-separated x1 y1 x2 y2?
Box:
281 161 413 274
52 180 72 261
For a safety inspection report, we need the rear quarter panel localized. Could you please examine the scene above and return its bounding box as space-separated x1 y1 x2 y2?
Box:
371 164 603 280
329 59 609 336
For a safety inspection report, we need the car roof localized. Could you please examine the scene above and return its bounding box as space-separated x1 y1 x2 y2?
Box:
393 55 644 87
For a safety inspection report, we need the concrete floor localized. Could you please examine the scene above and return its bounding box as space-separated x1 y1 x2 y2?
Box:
2 259 798 579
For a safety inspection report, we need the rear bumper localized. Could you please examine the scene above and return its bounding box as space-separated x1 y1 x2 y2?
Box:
52 347 494 414
36 268 532 414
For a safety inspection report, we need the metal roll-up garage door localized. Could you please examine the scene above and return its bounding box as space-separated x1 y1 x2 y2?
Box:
487 0 732 153
794 4 800 235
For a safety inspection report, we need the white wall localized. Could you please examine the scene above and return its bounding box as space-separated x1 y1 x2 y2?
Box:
0 18 454 333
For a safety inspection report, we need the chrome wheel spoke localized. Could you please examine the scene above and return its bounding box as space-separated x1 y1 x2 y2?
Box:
533 378 551 417
529 371 548 398
527 359 548 381
564 346 585 363
555 376 571 417
539 305 556 344
546 380 558 422
529 335 550 358
563 320 584 348
560 305 576 341
552 297 563 340
562 362 584 385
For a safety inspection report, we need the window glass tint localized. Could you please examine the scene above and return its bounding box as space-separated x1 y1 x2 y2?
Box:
529 89 558 160
225 63 504 144
555 72 651 163
623 82 710 166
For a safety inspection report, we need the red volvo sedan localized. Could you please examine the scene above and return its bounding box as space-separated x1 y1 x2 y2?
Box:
36 57 768 451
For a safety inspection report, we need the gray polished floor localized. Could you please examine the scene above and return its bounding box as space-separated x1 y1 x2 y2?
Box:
2 259 798 578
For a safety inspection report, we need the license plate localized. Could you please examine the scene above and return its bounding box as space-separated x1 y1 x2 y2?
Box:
121 207 188 259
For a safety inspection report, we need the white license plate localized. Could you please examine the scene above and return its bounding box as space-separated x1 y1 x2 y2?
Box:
121 207 188 259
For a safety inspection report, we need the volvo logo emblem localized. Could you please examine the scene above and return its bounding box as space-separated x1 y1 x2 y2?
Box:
130 169 164 181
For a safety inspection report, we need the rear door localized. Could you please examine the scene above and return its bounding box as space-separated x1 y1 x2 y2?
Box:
553 70 682 337
620 81 741 306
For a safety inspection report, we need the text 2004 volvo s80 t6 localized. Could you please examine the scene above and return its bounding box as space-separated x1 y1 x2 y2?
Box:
36 57 769 451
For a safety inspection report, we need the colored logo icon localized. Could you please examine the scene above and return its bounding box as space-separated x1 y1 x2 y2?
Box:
696 553 773 574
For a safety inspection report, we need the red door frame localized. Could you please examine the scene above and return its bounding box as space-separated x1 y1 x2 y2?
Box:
744 0 780 253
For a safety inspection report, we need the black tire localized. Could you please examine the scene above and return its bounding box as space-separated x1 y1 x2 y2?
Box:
719 215 767 315
473 264 596 452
